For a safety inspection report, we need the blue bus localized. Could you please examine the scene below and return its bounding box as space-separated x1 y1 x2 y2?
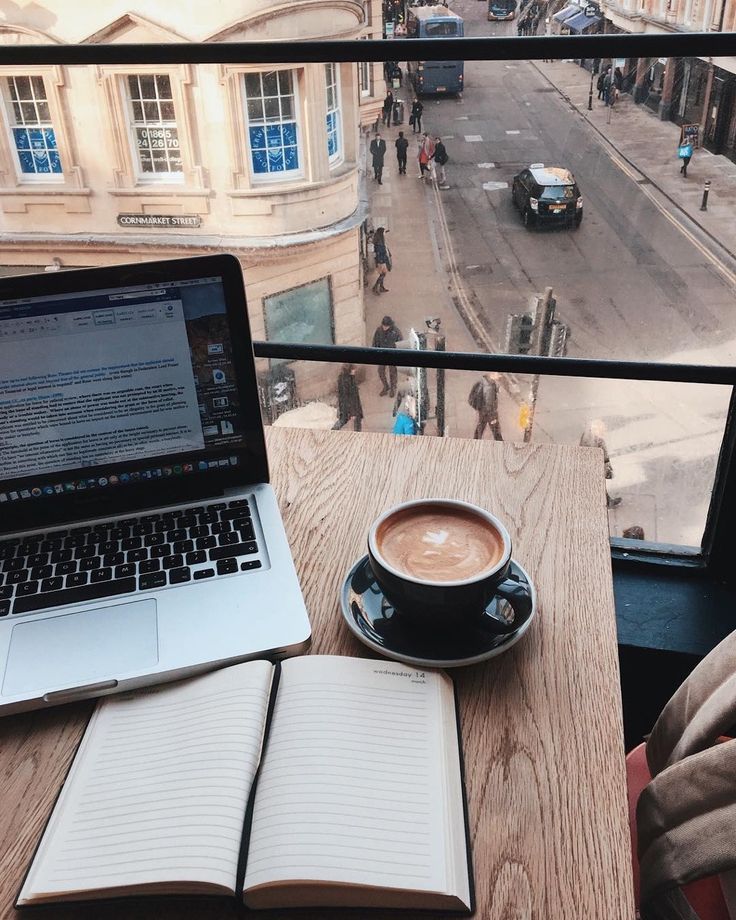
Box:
404 6 464 95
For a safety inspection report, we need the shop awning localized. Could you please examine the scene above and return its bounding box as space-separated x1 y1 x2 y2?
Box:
565 10 601 29
553 4 580 21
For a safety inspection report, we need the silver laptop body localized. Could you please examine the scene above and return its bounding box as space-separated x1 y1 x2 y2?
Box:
0 255 311 716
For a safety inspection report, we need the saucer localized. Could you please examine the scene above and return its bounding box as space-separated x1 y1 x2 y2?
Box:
339 555 536 668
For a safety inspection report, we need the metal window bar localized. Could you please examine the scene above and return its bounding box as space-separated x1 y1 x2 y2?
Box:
5 32 736 579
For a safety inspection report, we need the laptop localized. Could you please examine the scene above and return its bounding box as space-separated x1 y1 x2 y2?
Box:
0 254 311 717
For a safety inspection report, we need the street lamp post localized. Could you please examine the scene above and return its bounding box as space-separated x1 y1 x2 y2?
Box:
588 68 594 111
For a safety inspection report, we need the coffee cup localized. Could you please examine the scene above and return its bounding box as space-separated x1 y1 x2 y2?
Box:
367 499 531 634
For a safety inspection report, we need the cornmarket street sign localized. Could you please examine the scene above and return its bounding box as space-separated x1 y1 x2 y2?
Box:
117 214 202 228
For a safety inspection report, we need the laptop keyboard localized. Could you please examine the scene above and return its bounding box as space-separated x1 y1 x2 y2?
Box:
0 499 261 618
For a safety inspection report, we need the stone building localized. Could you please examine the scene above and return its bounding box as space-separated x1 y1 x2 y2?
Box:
0 1 383 401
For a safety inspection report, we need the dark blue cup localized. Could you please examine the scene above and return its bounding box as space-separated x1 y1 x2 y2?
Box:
368 499 530 635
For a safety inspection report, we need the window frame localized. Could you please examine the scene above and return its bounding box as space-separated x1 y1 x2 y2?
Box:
123 73 184 183
242 68 303 183
325 63 343 166
1 75 63 182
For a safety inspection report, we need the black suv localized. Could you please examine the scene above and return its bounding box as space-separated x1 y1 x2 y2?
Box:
511 164 583 229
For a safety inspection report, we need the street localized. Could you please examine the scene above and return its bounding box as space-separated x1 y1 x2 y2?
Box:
364 9 736 547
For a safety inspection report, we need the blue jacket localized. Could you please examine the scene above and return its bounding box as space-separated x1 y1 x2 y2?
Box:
393 413 416 435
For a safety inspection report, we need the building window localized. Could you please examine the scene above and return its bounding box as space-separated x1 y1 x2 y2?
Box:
325 64 342 163
4 76 62 179
126 74 182 179
244 70 300 178
264 278 334 363
359 61 372 98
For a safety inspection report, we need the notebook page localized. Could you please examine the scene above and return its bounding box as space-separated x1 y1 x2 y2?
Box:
244 656 455 896
19 661 274 904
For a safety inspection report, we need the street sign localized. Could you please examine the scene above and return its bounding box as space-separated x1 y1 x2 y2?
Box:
385 21 395 37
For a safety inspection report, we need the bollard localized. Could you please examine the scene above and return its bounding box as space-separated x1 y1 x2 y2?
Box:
700 180 711 212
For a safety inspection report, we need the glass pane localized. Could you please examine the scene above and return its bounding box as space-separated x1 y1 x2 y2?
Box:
278 71 293 94
131 101 143 121
262 71 278 96
264 279 333 352
31 76 44 98
143 101 159 121
284 144 299 170
244 73 261 98
249 125 266 149
159 101 175 121
281 122 296 146
20 103 37 123
267 147 284 171
13 76 30 98
12 128 29 149
139 75 156 99
266 124 282 146
11 102 21 122
156 74 172 98
279 95 294 120
28 129 44 149
17 150 34 172
127 75 141 99
48 150 62 173
37 101 50 122
7 78 18 101
264 97 280 119
139 151 153 171
247 98 264 121
33 151 50 172
252 147 268 173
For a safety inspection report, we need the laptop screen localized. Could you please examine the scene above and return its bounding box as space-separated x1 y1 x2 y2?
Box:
0 256 268 530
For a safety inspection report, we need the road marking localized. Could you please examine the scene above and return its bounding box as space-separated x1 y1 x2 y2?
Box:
478 162 496 168
465 135 483 141
466 264 481 270
506 130 521 135
608 152 736 290
455 116 469 120
482 181 509 191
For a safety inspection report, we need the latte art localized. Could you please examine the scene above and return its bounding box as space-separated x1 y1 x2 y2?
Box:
376 505 505 582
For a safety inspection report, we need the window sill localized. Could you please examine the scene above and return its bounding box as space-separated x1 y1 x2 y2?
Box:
108 187 211 198
613 559 736 656
0 186 90 196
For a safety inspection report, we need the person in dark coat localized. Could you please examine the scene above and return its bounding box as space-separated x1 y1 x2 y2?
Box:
382 91 394 126
332 364 363 431
371 226 391 294
410 98 423 134
372 314 402 397
596 70 606 100
369 133 387 184
395 130 409 175
468 372 502 440
432 136 448 187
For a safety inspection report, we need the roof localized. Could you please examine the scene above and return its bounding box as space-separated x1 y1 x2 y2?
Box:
408 5 462 19
552 4 580 21
528 165 575 185
565 10 601 29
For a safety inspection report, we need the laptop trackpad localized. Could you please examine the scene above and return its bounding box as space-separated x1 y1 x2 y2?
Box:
2 600 159 697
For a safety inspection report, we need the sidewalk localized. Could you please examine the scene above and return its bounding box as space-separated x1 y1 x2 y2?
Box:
535 60 736 273
359 110 501 439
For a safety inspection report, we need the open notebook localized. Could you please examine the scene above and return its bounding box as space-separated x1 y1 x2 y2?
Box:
17 656 473 912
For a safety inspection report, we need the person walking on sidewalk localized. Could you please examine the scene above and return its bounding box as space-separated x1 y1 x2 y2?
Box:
395 130 409 175
468 372 503 441
392 392 417 435
613 66 623 104
580 419 622 507
369 133 387 184
410 97 423 134
596 68 607 100
332 363 363 431
371 227 391 293
678 139 694 177
432 136 449 188
418 132 435 180
382 90 394 127
372 314 402 397
602 66 612 105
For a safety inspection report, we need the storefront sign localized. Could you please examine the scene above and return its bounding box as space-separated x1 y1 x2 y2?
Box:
680 123 700 147
385 21 395 37
117 214 202 228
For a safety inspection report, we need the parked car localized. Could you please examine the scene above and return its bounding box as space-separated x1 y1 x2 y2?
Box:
511 164 583 229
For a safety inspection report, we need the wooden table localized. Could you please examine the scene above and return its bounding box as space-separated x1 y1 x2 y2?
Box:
0 428 635 920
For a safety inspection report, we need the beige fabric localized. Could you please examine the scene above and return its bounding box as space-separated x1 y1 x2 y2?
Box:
636 630 736 920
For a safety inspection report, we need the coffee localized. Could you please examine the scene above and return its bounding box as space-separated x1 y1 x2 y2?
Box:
375 504 505 583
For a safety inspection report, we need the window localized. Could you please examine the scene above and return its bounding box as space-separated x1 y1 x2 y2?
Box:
359 61 372 97
4 76 62 180
126 74 182 179
325 64 342 163
244 70 300 178
264 278 333 363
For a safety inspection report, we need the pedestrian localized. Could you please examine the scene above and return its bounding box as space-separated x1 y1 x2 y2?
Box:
410 97 423 134
579 419 622 507
468 372 503 441
382 90 394 127
613 65 623 103
369 132 387 184
392 392 417 435
395 130 409 175
371 226 391 294
596 69 606 100
418 132 434 180
332 363 363 431
602 67 612 105
678 139 694 178
432 136 449 187
372 314 402 397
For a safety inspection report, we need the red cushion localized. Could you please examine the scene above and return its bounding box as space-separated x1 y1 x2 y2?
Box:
626 742 730 918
